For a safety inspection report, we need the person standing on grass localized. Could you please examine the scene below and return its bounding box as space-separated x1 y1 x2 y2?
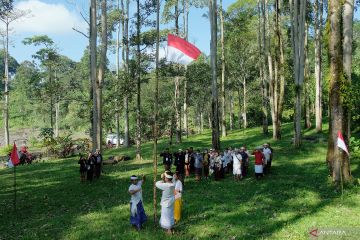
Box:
128 175 147 231
160 148 173 171
86 152 95 182
78 155 87 183
263 143 273 173
184 149 191 177
174 149 185 179
232 149 242 181
253 147 265 179
156 171 175 234
94 149 103 179
194 149 203 181
173 172 183 224
203 149 210 180
239 146 249 177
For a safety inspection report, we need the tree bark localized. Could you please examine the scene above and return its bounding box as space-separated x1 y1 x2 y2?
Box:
175 76 181 143
220 0 226 137
259 0 268 135
90 0 98 152
327 0 352 185
96 0 107 152
209 0 220 150
292 0 306 148
314 0 323 132
183 0 189 138
229 94 234 131
122 0 130 147
136 0 142 160
3 19 10 145
343 0 354 140
304 21 311 129
243 78 247 129
116 0 121 148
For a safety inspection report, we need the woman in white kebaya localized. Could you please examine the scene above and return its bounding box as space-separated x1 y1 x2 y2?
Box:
232 149 242 180
128 175 147 230
156 171 175 234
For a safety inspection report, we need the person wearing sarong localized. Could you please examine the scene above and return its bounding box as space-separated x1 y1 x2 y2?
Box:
128 175 147 230
213 151 223 181
262 143 273 174
194 150 203 181
160 148 173 171
174 149 185 179
94 149 103 179
78 155 87 183
202 150 210 180
232 149 242 180
239 146 249 177
253 148 265 179
156 172 175 234
173 172 183 223
86 152 95 182
184 149 190 177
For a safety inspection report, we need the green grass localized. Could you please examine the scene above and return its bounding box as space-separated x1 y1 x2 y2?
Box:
0 123 359 240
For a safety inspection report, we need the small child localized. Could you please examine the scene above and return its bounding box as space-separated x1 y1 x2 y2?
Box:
253 147 265 179
78 155 87 183
128 175 147 230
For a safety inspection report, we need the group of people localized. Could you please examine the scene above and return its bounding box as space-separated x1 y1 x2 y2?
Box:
160 143 273 181
128 143 273 234
128 171 183 234
78 149 103 182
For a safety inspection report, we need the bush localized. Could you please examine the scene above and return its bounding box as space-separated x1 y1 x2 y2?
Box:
0 145 12 157
350 136 360 160
47 135 75 158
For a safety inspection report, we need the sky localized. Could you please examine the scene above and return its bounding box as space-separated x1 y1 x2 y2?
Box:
2 0 360 66
3 0 234 65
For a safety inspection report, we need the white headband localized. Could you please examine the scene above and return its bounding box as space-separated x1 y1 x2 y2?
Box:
130 176 138 180
165 173 173 179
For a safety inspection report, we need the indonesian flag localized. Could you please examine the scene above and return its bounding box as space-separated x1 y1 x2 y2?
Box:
167 34 201 65
10 143 20 166
337 131 349 155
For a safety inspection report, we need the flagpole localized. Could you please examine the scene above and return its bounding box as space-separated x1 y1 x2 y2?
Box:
153 0 160 223
14 164 17 212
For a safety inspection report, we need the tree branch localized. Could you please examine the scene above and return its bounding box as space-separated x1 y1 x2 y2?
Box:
72 27 89 38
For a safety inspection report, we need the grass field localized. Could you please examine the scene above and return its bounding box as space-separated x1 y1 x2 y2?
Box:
0 124 359 240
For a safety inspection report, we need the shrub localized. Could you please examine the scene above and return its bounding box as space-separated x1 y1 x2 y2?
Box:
350 136 360 160
0 145 12 157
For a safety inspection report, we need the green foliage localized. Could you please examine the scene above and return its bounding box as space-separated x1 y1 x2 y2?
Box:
39 128 55 145
47 135 74 158
350 137 360 160
0 145 12 156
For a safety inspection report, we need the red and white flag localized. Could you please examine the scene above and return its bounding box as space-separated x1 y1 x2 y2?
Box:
10 143 20 166
167 34 201 65
337 131 349 155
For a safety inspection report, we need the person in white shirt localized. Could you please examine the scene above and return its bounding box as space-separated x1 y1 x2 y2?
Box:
232 149 242 180
128 175 147 230
262 143 272 174
173 172 183 223
156 171 175 234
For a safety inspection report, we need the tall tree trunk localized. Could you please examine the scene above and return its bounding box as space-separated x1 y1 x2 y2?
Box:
136 0 142 160
200 111 204 133
291 0 306 148
90 0 98 151
183 0 189 138
243 78 247 129
220 0 226 137
304 21 311 129
209 0 220 150
3 20 10 145
259 0 268 135
175 76 181 143
115 0 121 148
122 0 130 147
96 0 107 152
229 94 234 131
314 0 323 133
238 88 242 129
272 0 285 140
153 0 160 222
327 0 352 185
343 0 354 140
